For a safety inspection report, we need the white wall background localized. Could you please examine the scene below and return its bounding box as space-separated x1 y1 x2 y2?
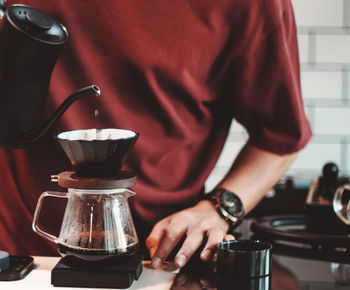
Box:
205 0 350 190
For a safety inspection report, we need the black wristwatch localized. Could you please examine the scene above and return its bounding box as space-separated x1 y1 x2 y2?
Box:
204 188 245 232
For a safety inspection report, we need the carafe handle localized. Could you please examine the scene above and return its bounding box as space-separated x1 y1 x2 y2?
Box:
333 185 350 225
32 191 68 243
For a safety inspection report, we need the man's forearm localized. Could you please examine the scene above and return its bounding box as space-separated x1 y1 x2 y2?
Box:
148 143 299 268
216 143 298 213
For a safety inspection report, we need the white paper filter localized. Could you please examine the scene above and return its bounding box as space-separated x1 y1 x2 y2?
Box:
57 129 136 141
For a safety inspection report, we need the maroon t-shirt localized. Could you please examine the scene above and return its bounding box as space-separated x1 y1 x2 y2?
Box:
0 0 311 255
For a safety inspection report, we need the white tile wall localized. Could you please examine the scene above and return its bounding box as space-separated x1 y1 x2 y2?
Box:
301 71 342 99
205 0 350 191
290 143 341 171
314 108 350 135
317 35 350 63
214 140 244 167
346 144 350 171
292 0 344 27
229 120 249 136
298 35 309 63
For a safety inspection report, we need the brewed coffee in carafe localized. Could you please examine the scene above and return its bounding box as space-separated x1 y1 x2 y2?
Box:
56 188 139 262
33 128 140 262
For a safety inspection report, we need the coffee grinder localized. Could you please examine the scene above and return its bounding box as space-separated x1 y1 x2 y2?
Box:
32 128 143 288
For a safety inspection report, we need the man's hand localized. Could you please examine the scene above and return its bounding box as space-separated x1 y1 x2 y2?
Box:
145 200 234 268
145 145 298 269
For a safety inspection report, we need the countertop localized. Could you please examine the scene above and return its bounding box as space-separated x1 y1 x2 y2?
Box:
0 256 179 290
1 217 350 289
2 254 349 290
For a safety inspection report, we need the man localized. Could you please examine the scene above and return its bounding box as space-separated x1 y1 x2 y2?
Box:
0 0 311 269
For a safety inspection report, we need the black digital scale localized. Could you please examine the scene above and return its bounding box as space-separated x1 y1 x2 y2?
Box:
51 254 143 288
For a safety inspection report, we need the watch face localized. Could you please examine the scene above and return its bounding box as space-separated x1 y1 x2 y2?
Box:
220 191 244 217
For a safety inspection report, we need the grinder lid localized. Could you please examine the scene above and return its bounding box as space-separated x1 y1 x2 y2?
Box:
6 5 68 44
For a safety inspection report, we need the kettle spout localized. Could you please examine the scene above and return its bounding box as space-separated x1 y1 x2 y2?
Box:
25 85 101 142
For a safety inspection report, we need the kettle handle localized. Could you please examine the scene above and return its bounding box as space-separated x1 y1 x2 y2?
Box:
332 185 350 225
32 191 68 243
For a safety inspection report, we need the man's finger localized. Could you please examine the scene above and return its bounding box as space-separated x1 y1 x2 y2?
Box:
146 237 160 259
174 229 204 268
146 220 168 258
224 234 235 241
200 227 225 262
151 223 187 268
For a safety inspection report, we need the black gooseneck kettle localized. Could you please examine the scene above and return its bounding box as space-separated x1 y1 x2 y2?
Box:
0 2 100 148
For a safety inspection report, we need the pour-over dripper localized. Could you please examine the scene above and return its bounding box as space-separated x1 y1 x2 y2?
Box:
56 128 139 178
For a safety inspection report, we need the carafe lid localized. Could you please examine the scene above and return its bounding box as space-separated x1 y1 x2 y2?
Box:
6 5 68 44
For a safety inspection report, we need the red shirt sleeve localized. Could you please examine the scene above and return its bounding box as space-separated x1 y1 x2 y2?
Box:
227 1 312 154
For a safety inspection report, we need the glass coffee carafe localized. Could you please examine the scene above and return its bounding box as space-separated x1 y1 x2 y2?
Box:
32 128 140 261
33 186 138 261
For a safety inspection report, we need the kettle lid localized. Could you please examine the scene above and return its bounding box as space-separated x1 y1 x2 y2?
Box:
6 5 68 44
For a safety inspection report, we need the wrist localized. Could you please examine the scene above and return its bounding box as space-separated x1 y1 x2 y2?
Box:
203 188 245 232
196 199 218 212
196 199 231 232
